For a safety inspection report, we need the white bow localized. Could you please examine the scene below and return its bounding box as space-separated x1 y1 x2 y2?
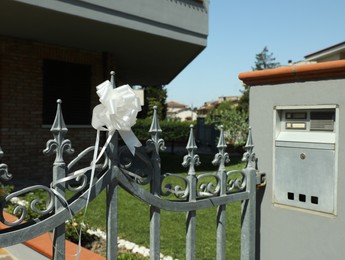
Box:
91 80 142 155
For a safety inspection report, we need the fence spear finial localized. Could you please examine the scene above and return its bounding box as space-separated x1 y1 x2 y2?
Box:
182 125 200 175
212 125 230 172
110 71 116 88
50 99 67 134
43 99 74 164
242 127 256 169
147 106 165 154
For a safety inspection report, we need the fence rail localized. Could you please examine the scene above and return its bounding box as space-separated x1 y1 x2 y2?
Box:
0 73 264 260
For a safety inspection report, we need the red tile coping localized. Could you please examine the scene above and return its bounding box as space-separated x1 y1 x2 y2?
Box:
238 60 345 86
0 212 105 260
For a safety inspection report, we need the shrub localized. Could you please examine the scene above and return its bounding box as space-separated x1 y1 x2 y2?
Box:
133 119 191 143
0 185 13 201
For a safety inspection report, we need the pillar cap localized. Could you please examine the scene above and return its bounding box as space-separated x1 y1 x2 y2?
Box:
238 60 345 86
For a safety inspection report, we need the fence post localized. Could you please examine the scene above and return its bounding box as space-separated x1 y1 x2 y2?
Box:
241 128 256 260
106 71 119 260
106 133 119 260
148 106 165 260
44 99 74 260
213 126 229 260
241 168 256 260
183 125 200 260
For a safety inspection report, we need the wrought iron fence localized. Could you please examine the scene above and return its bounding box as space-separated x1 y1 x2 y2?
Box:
0 73 265 260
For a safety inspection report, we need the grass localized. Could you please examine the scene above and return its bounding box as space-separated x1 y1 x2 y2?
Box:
82 152 244 259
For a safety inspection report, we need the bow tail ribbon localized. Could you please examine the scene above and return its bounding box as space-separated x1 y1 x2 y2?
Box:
118 129 142 155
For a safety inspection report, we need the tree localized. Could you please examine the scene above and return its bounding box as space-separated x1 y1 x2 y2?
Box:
236 84 249 113
238 46 280 113
206 101 248 146
139 85 167 120
252 46 280 70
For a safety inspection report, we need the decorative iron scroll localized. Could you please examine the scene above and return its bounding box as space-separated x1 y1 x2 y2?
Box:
0 100 109 227
0 104 253 226
159 124 247 201
0 146 11 182
0 73 259 260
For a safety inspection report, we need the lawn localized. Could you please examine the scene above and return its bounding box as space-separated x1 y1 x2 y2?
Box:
82 152 244 259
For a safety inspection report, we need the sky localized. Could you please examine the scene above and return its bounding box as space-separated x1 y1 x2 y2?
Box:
166 0 345 108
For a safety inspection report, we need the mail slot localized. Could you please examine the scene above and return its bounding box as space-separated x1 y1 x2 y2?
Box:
274 107 337 214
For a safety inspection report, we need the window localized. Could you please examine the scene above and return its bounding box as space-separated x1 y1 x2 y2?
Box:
43 60 91 125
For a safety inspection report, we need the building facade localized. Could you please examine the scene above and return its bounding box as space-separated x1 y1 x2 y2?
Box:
0 0 208 183
305 41 345 63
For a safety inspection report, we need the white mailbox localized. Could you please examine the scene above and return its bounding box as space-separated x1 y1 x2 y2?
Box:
274 106 337 214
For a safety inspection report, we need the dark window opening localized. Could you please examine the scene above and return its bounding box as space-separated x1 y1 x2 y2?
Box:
43 60 91 125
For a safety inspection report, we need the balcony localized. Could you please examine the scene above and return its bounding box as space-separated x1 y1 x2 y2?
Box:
0 0 208 85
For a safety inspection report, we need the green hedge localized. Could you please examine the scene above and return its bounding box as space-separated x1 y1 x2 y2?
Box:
132 119 192 143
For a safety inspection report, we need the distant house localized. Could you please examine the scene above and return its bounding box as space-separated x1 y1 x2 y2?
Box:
197 100 218 118
197 96 240 118
305 41 345 62
175 110 198 122
167 101 187 114
217 96 241 104
0 0 208 182
166 101 197 121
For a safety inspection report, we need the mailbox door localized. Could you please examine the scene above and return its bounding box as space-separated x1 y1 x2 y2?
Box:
274 142 335 214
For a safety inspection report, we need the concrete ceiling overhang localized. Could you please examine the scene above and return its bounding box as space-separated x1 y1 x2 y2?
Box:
0 0 208 85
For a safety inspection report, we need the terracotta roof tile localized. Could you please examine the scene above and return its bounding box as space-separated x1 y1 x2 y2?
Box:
167 101 187 107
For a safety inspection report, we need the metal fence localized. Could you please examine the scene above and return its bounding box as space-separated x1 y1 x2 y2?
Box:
0 74 265 260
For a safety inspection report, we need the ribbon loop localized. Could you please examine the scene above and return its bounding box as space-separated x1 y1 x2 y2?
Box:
91 80 142 154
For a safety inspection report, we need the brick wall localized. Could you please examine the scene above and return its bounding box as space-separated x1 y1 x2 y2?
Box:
0 36 115 186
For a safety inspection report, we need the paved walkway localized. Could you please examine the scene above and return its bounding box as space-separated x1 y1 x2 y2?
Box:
0 212 105 260
1 243 50 260
0 248 16 260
